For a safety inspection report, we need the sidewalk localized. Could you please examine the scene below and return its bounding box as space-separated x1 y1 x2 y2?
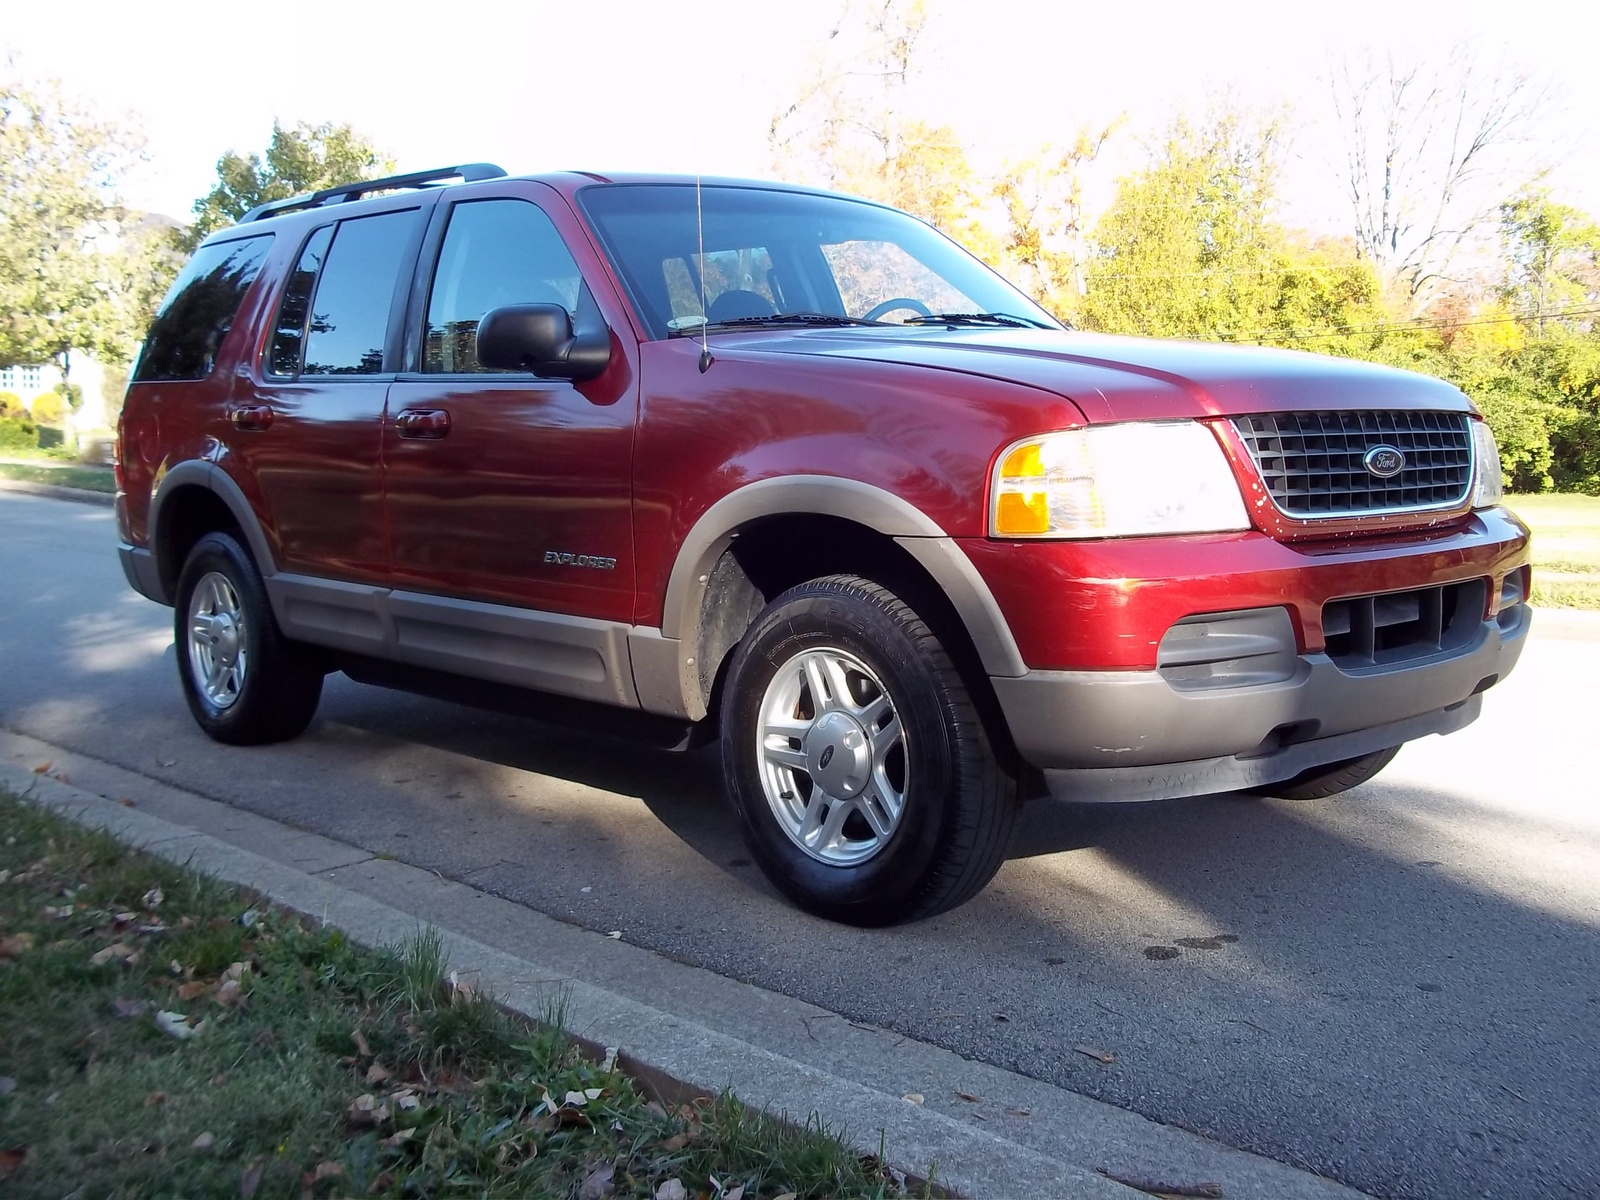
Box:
1 729 1366 1200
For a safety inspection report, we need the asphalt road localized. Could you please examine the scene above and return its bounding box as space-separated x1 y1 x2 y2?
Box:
2 489 1596 1200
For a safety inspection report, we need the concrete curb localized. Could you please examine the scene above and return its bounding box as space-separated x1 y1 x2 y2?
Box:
0 477 114 506
1 731 1367 1199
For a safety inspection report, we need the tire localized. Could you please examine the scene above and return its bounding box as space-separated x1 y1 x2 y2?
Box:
174 531 323 745
1249 746 1401 801
720 575 1017 926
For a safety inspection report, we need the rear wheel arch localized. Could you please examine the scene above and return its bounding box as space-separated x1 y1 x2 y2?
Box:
151 463 277 601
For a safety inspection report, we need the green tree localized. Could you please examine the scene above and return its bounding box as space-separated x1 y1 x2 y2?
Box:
182 121 393 250
1080 108 1289 340
0 79 148 371
1496 189 1600 333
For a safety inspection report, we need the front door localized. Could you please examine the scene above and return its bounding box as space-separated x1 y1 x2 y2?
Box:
383 190 637 624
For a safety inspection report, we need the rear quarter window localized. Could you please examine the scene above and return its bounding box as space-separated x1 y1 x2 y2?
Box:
133 235 273 382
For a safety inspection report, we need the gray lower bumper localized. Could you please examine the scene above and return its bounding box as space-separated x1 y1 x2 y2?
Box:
118 544 169 606
994 606 1529 803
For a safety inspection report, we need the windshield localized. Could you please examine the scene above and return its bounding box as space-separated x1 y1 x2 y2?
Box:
579 183 1060 341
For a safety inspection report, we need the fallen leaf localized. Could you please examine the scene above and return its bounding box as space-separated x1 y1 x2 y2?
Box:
390 1090 421 1112
192 1132 216 1152
1096 1170 1223 1198
367 1170 395 1194
1004 1106 1032 1117
380 1128 416 1148
223 961 246 982
141 888 164 910
660 1132 690 1152
53 773 71 784
993 1011 1011 1022
239 1156 264 1197
1074 1044 1117 1065
955 1090 981 1103
654 1180 687 1200
116 797 137 807
176 981 208 1001
447 969 474 999
313 1161 342 1182
365 1063 392 1087
143 1091 167 1107
601 1046 618 1072
0 934 34 959
154 1010 201 1041
112 996 149 1019
0 1148 27 1179
606 930 623 939
239 909 261 928
31 761 51 774
902 1092 924 1106
579 1163 615 1199
722 1186 745 1200
352 1029 372 1058
89 942 137 966
564 1090 589 1107
346 1094 390 1126
215 979 244 1007
584 1087 604 1101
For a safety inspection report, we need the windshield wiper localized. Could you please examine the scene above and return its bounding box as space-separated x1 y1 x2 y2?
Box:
671 311 888 336
903 311 1055 329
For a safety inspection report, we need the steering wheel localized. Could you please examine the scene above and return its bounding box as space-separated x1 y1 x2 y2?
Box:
863 296 933 322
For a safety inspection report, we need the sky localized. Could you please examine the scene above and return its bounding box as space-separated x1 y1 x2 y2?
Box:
5 0 1597 235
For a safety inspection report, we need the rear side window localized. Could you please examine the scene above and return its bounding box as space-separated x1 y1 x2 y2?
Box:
423 199 584 373
267 226 334 376
299 211 417 376
133 236 273 382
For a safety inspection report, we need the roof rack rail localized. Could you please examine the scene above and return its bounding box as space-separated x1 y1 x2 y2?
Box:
239 163 508 224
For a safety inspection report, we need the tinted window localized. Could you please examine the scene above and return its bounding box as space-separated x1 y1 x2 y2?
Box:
301 211 416 376
424 200 583 373
133 236 273 382
266 226 333 377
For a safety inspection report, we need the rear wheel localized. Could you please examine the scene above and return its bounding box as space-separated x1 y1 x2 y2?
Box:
720 575 1016 925
1250 746 1400 801
174 531 323 745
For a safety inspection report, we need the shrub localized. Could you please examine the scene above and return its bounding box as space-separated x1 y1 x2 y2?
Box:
0 392 24 419
0 415 39 451
30 391 63 425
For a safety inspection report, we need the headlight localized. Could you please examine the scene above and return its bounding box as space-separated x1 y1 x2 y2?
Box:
990 421 1250 538
1470 419 1504 509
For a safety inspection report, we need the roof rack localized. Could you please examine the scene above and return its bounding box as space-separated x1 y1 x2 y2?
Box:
239 163 508 224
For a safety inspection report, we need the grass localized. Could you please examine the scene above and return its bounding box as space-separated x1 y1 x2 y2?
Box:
1506 493 1600 610
0 789 915 1199
0 455 115 494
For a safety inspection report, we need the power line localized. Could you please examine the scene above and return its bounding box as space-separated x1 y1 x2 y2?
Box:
1238 303 1600 343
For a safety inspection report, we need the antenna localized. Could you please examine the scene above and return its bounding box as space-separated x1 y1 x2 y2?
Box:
696 174 714 373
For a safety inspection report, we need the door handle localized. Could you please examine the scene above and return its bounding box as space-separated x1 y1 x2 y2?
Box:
228 405 275 431
395 408 451 439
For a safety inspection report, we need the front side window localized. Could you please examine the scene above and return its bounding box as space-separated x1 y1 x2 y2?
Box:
134 235 273 382
423 199 584 373
300 211 417 376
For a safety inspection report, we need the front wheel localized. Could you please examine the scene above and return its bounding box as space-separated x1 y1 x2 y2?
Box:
1249 746 1400 801
720 575 1016 925
174 531 323 745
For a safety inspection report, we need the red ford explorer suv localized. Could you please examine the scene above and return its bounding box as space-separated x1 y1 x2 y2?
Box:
116 165 1531 924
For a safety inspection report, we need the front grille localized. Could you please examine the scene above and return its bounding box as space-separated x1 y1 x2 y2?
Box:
1233 411 1473 517
1322 579 1485 670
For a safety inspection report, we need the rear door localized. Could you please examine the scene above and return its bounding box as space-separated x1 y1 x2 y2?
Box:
228 200 429 584
382 185 638 622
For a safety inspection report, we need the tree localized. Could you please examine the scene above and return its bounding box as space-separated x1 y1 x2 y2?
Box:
993 123 1120 318
1496 189 1600 334
182 121 393 250
1080 107 1291 340
0 78 148 372
1330 48 1552 303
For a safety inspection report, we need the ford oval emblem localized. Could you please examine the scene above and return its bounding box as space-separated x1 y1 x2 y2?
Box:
1363 445 1406 478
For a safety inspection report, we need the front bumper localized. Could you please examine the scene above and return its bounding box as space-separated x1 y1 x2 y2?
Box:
993 601 1530 802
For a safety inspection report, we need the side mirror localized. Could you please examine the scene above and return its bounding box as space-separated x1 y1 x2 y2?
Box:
476 303 611 381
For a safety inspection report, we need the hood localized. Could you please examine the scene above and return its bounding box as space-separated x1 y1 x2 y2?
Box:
713 327 1471 423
